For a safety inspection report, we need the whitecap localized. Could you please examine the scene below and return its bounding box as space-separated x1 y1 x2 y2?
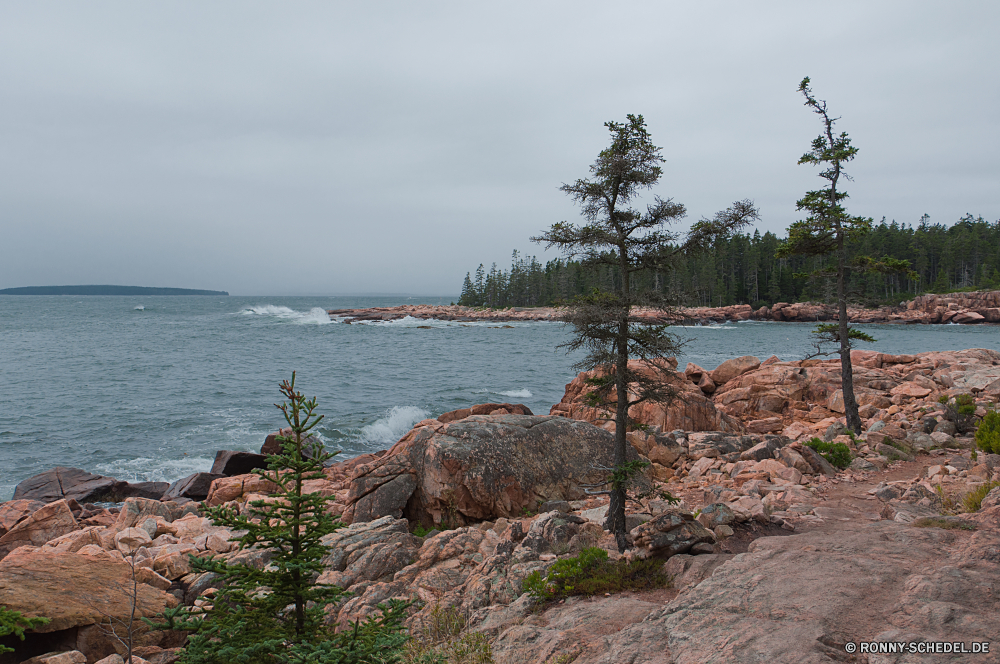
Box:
93 456 215 484
357 406 430 445
476 388 533 399
134 305 145 311
240 305 333 325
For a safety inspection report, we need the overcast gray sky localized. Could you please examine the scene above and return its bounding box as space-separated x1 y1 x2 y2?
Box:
1 2 997 295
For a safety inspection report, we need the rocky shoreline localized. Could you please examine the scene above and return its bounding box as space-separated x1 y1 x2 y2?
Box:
328 289 1000 325
3 350 1000 662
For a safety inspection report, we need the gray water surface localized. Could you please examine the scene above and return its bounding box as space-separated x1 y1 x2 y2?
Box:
1 295 996 499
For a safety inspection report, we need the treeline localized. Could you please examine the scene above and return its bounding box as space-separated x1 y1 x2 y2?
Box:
458 215 1000 308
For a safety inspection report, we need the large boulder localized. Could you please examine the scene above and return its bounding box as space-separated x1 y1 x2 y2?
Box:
161 473 225 502
0 550 177 633
210 450 270 476
12 467 128 504
343 414 648 527
709 355 761 386
0 500 78 559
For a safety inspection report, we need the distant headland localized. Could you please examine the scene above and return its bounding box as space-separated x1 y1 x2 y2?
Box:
0 285 229 296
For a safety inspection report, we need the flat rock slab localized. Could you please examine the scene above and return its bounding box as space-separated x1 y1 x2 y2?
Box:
583 520 999 663
0 550 177 632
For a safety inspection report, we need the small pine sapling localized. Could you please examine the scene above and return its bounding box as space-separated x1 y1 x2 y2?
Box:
0 606 49 654
156 373 409 663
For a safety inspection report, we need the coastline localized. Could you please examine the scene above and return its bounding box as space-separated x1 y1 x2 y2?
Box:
2 346 999 661
328 289 1000 325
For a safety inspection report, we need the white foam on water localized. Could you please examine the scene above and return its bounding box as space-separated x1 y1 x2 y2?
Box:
357 406 430 446
240 305 333 325
477 388 533 399
134 305 145 311
499 388 532 398
93 456 215 484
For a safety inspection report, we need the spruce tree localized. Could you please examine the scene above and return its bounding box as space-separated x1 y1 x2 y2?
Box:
534 114 758 551
162 373 408 663
778 77 915 433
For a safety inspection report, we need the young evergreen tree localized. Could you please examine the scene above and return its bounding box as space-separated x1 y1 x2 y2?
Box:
0 606 48 655
778 77 914 434
534 114 758 551
160 373 408 663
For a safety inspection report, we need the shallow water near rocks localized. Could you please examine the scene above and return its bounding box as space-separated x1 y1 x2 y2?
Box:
1 295 996 499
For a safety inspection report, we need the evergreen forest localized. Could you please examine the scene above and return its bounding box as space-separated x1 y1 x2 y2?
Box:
458 215 1000 309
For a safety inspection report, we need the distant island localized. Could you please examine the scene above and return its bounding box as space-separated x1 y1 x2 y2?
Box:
0 285 229 296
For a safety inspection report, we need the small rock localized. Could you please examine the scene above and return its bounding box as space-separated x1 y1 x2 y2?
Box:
24 652 87 664
539 500 571 513
713 524 734 539
849 458 876 472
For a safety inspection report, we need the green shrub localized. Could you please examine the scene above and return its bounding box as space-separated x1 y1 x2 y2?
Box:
0 606 48 654
939 393 977 434
804 438 853 469
522 547 671 601
975 410 1000 454
962 480 1000 513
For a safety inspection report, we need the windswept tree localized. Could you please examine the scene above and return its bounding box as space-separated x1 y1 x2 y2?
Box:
534 115 759 551
778 78 915 434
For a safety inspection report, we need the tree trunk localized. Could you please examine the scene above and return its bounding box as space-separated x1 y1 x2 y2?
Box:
607 312 630 553
837 233 862 433
606 237 630 553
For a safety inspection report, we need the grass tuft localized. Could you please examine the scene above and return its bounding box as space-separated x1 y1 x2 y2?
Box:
911 517 976 531
403 604 493 664
522 547 671 601
961 481 1000 513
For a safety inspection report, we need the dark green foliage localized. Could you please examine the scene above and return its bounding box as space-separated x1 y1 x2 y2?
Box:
804 323 876 360
457 215 1000 309
939 393 978 435
412 524 433 538
156 373 409 663
522 547 671 601
532 114 758 552
975 410 1000 454
805 437 853 469
610 460 651 494
0 606 49 654
776 77 918 434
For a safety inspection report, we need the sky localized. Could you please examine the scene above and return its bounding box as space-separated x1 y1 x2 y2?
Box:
1 2 997 296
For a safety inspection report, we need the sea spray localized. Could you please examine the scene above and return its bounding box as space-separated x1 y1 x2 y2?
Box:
358 406 431 446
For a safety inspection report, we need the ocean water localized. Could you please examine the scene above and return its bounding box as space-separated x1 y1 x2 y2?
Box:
1 295 997 500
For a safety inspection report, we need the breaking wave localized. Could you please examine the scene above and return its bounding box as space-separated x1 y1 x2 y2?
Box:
357 406 430 446
240 305 333 325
